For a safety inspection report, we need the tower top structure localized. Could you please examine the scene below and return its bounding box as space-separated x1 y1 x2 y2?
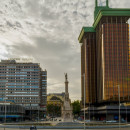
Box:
65 73 68 81
78 0 130 43
94 0 109 20
95 0 109 7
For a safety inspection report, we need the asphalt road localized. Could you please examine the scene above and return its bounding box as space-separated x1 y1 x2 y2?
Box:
0 128 130 130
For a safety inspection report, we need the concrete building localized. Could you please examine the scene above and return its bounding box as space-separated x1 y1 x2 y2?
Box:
47 93 65 117
0 60 47 120
47 93 65 106
78 0 130 121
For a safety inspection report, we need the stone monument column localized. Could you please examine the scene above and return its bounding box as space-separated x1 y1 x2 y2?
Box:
65 73 68 94
62 73 73 122
65 73 69 101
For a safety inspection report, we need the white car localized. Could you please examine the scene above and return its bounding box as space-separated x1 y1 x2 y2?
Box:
41 118 46 121
85 120 90 122
106 120 117 123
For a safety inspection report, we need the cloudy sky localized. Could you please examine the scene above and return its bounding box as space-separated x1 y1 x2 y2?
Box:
0 0 130 101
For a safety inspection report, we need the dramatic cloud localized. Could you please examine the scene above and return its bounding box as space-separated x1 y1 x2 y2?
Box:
0 0 130 101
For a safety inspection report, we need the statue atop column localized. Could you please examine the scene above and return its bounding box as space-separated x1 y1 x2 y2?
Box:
65 73 68 80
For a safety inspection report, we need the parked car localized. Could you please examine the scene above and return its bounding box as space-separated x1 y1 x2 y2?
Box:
121 119 126 123
41 118 46 121
85 120 90 122
30 126 37 130
106 120 117 123
73 119 77 122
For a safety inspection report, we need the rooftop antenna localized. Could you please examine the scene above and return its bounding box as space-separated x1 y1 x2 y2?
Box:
95 0 98 7
99 0 102 6
99 0 109 7
96 0 109 7
106 0 109 7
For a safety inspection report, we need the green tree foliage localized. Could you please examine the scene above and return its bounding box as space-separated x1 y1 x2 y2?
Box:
72 100 81 116
47 104 61 117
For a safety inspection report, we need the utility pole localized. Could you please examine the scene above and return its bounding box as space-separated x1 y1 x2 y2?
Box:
4 84 7 130
126 105 127 124
118 85 120 130
84 73 86 130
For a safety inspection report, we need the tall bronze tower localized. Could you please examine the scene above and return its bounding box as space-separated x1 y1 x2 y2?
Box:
78 0 130 105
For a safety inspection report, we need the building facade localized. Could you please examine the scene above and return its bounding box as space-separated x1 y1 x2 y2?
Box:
47 93 65 117
47 93 65 106
95 15 130 103
80 28 97 105
0 103 25 122
0 60 47 119
78 0 130 105
78 0 130 121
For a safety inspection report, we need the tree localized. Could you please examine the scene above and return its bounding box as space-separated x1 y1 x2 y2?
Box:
47 104 61 117
72 100 81 117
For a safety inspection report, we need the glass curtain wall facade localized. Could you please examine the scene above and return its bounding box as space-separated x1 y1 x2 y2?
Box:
96 17 130 103
81 32 96 104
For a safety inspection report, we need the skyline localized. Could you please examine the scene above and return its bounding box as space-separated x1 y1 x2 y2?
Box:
0 0 130 101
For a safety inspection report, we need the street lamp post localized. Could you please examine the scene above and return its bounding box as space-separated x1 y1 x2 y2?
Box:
38 106 40 122
89 102 90 122
5 95 6 124
126 105 127 124
117 85 120 130
4 84 7 130
22 104 24 122
83 73 86 130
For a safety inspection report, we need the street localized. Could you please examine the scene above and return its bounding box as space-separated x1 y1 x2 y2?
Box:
0 128 130 130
